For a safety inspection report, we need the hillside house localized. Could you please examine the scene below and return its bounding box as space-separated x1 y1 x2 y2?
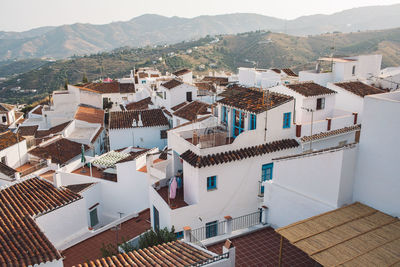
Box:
108 109 169 150
238 67 298 88
173 68 193 84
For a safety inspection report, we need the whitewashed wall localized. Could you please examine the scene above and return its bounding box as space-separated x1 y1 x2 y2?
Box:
327 83 364 118
109 126 168 150
0 140 28 168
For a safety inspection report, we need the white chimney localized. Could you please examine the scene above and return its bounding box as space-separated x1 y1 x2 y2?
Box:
137 112 143 127
130 70 134 79
132 119 137 127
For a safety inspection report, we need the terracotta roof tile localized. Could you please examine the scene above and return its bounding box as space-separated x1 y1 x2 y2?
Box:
282 68 298 77
73 240 214 267
173 101 210 121
0 130 24 151
138 72 149 79
125 97 153 111
74 105 104 125
181 139 299 168
0 103 15 111
31 105 43 115
195 82 216 92
161 79 183 90
301 124 361 142
17 125 38 136
80 82 135 94
35 121 71 139
173 69 191 76
171 101 188 111
109 109 169 129
217 87 293 114
29 138 88 165
286 82 336 97
202 76 229 86
119 83 135 94
0 177 81 266
64 183 95 193
334 81 384 97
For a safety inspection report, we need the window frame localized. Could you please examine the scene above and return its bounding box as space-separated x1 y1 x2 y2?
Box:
316 97 325 110
89 208 99 228
205 221 218 238
249 114 257 130
352 65 356 76
283 112 291 129
207 175 217 191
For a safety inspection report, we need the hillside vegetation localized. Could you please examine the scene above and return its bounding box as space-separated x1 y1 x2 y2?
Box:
1 28 400 104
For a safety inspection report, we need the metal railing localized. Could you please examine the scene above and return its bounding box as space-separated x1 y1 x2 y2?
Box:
232 210 262 232
190 220 225 242
192 252 229 267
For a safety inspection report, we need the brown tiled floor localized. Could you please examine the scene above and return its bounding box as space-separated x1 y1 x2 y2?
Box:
207 227 316 267
15 162 34 172
62 209 150 267
156 185 188 209
72 166 103 179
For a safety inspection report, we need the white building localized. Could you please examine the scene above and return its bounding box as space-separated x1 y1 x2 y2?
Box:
270 82 360 150
299 55 382 86
0 103 23 128
149 87 302 236
172 100 211 128
153 79 198 112
108 109 169 150
0 130 28 169
328 81 385 119
173 69 193 84
238 67 298 88
375 67 400 91
353 90 400 217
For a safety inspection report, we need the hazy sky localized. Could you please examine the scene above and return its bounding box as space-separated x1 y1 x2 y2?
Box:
1 0 399 32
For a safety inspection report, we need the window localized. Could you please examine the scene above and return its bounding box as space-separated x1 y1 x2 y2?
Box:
175 231 184 239
160 130 167 139
1 156 6 165
316 98 325 110
142 80 146 84
2 116 6 123
261 163 273 182
352 65 356 76
89 208 99 228
249 114 257 130
206 221 218 238
222 106 228 124
186 91 192 102
233 109 245 137
283 112 291 129
207 176 217 191
122 97 128 101
153 206 160 231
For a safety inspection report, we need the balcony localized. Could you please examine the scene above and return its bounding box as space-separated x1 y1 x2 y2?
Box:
154 184 188 210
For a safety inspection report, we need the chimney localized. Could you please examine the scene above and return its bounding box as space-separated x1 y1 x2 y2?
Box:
137 112 143 127
222 239 236 267
132 119 137 127
130 70 134 80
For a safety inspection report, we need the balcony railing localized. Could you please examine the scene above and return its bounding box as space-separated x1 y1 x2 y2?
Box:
232 211 262 231
20 160 47 177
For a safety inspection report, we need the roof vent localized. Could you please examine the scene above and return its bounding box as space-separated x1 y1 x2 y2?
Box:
137 113 143 127
132 119 137 127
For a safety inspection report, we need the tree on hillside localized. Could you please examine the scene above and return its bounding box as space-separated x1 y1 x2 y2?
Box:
64 79 68 90
82 73 88 83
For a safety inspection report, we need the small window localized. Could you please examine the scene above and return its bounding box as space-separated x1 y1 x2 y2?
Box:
222 106 228 123
316 98 325 110
283 112 291 129
352 65 356 76
1 156 6 164
89 208 99 227
175 231 184 239
250 114 257 130
206 221 218 238
160 130 167 139
186 91 192 102
207 176 217 191
142 80 146 84
153 206 160 231
2 116 6 123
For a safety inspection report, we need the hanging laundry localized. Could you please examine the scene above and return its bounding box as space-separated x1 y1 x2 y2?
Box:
169 177 177 199
176 176 182 189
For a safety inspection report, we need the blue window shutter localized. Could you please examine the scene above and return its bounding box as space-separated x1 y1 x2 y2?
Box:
283 112 291 128
207 176 217 190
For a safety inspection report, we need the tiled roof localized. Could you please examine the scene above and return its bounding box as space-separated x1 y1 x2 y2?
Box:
173 69 191 76
202 76 229 86
286 82 336 97
29 138 88 165
0 130 24 151
161 79 183 90
64 183 95 193
74 105 104 125
109 109 169 129
116 149 150 164
282 68 298 77
161 107 172 117
171 101 188 111
301 124 361 142
73 240 213 267
173 101 210 121
119 83 135 94
125 97 153 111
90 126 104 143
18 125 39 136
195 82 216 92
333 81 384 97
271 68 281 74
31 105 43 115
0 103 15 111
0 161 16 178
217 87 293 114
0 177 81 266
35 121 71 139
180 139 299 168
80 82 135 94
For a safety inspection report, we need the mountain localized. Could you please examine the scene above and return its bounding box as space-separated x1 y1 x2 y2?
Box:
1 27 400 104
1 4 400 60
